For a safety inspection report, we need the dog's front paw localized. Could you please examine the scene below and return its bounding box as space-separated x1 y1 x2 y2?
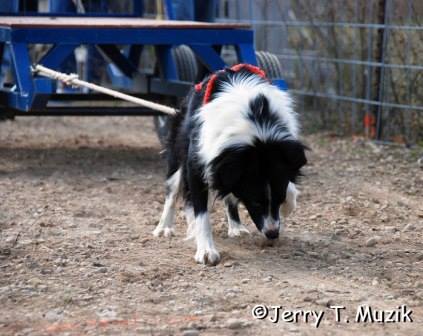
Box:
228 223 250 237
152 226 175 238
195 247 220 266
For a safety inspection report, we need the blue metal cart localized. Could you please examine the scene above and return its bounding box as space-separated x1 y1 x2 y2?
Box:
0 14 288 146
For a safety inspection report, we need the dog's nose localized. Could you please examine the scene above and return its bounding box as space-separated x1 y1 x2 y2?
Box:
264 229 279 240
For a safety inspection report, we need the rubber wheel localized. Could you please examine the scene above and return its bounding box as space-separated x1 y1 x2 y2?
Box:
0 108 14 121
154 45 198 146
255 51 283 79
220 49 283 79
172 45 198 82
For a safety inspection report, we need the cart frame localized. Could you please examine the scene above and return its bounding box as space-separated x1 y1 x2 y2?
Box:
0 16 287 117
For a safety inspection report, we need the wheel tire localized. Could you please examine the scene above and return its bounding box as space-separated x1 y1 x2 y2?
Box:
172 45 198 82
255 51 283 79
154 45 198 146
0 108 14 121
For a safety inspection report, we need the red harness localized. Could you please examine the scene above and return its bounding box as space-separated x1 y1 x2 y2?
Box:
194 64 268 105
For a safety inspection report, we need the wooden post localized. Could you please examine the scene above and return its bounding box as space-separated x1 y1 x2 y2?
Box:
372 0 388 139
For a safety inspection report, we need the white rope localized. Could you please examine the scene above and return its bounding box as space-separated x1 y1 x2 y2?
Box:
32 64 178 116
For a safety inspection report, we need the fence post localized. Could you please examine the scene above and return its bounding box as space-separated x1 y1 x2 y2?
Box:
372 0 388 140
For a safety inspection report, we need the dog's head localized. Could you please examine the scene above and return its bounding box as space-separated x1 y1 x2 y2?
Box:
210 139 307 239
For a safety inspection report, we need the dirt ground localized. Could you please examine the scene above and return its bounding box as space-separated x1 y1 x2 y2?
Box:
0 116 422 336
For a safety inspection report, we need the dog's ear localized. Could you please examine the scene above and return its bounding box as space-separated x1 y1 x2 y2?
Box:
279 140 308 171
248 94 271 123
210 147 246 197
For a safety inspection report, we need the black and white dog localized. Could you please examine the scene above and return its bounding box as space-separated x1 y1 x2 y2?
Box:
153 64 307 265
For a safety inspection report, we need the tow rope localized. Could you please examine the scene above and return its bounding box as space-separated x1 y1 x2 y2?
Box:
32 64 178 116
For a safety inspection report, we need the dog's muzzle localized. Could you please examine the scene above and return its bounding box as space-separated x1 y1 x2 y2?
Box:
264 229 279 240
262 218 280 240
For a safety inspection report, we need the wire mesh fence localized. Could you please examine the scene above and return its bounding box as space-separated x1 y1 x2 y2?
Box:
217 0 423 144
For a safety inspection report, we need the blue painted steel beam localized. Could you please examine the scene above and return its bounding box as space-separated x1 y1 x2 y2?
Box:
38 44 78 69
97 44 139 78
8 28 254 45
273 79 288 91
189 44 226 71
132 0 144 17
236 43 257 65
165 0 174 20
9 42 33 110
128 45 143 68
0 28 11 42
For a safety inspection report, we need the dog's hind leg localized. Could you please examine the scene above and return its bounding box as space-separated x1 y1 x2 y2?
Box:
180 169 196 240
224 195 250 237
281 182 298 219
184 201 196 240
153 168 181 237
